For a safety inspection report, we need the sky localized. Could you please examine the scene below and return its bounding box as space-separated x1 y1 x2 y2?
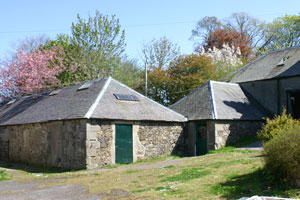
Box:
1 0 300 64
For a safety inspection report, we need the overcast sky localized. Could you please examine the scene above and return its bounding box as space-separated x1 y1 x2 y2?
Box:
1 0 300 63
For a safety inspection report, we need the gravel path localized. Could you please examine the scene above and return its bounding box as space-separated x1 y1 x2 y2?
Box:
0 181 102 200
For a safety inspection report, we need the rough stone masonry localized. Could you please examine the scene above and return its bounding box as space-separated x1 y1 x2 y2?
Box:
0 119 185 169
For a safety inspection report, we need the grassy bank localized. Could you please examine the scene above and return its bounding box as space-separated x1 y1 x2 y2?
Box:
0 150 299 199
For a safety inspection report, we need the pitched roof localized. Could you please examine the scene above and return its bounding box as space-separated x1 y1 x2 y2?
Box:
231 46 300 83
170 81 270 120
0 77 186 126
170 83 213 120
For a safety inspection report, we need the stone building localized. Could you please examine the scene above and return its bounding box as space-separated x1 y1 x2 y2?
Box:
170 81 269 155
0 77 186 169
171 47 300 155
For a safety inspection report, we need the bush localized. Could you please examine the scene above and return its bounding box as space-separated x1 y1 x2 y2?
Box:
264 127 300 186
258 110 299 142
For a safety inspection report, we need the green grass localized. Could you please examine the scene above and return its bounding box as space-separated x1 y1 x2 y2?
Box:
230 136 260 147
208 146 255 154
0 170 10 181
1 151 299 199
210 167 298 199
162 167 211 182
134 155 181 164
208 136 260 154
162 165 175 169
125 170 140 174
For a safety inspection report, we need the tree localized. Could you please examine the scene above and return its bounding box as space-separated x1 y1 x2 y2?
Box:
136 54 216 106
199 29 253 59
70 11 125 77
46 11 126 86
198 43 243 78
258 15 300 54
12 34 49 53
167 54 216 104
112 57 142 88
45 34 88 86
224 12 265 48
4 35 50 64
191 13 264 56
0 47 64 99
191 16 222 42
141 36 180 69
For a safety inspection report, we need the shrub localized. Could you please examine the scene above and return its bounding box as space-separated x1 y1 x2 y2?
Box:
258 110 299 142
263 127 300 186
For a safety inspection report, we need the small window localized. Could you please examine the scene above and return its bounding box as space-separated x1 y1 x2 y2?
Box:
49 89 61 96
113 94 139 101
6 99 16 105
277 56 290 66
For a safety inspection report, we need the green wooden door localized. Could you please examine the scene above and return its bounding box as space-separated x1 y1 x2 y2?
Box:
115 124 133 164
195 122 208 155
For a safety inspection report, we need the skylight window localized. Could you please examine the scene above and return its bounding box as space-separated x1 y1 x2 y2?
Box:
6 99 16 105
277 56 290 66
113 94 139 101
49 89 61 96
77 82 94 91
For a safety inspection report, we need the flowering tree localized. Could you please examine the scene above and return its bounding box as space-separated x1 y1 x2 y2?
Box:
202 29 253 59
198 43 243 76
0 47 64 99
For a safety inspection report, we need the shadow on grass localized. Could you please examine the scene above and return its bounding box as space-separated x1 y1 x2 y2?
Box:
229 136 260 148
0 161 82 174
210 168 298 199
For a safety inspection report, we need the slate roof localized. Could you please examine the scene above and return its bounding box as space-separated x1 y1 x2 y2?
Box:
170 81 270 120
0 77 186 126
170 83 213 120
231 46 300 83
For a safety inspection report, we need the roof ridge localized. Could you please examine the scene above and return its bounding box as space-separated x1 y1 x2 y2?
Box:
110 77 187 121
208 81 217 119
84 77 112 119
225 54 267 83
210 80 239 86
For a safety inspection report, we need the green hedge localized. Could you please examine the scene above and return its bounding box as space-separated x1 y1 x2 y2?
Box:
258 110 299 142
264 127 300 187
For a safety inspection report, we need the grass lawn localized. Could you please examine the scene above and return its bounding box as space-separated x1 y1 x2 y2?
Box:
0 170 10 181
1 150 299 199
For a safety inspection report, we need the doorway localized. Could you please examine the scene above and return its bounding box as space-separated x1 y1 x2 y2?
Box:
194 122 208 156
115 124 133 164
288 91 300 119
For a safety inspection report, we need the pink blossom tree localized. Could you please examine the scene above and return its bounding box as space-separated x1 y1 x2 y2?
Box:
0 47 64 99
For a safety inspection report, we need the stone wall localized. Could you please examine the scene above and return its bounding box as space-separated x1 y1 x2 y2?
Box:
136 122 184 158
86 120 114 169
185 120 263 155
85 120 185 168
0 126 9 160
207 121 215 150
213 120 263 149
0 120 87 169
185 121 215 156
